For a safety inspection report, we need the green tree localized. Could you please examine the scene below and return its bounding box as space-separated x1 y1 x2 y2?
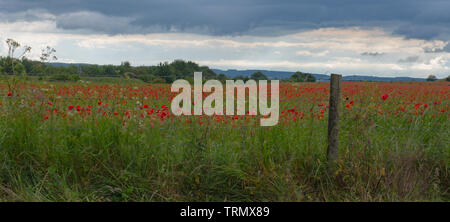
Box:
122 61 131 69
152 77 166 83
103 65 116 76
13 62 26 75
0 57 13 73
289 71 316 82
30 64 44 74
217 73 228 83
250 71 268 80
426 75 437 81
44 65 57 75
233 75 250 81
6 38 31 75
120 61 131 74
200 67 217 79
155 62 175 83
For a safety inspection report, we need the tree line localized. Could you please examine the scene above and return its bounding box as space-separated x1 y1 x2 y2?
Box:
0 38 319 83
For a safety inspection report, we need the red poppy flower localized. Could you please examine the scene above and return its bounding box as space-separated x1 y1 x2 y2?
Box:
381 94 389 101
7 92 12 97
68 105 74 111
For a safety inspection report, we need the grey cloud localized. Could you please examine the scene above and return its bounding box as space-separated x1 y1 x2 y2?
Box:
398 56 420 63
56 11 137 34
0 0 450 40
361 52 385 57
0 9 55 22
424 44 450 53
393 24 450 40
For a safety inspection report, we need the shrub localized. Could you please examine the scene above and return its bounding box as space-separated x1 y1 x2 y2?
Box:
290 71 316 82
426 75 437 81
152 77 166 83
49 74 80 82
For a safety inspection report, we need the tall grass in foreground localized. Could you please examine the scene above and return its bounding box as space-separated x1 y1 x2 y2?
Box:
0 81 448 201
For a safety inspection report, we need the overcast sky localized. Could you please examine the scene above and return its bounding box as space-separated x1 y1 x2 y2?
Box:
0 0 449 77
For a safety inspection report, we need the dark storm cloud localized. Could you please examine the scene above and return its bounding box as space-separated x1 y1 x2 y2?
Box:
1 0 449 39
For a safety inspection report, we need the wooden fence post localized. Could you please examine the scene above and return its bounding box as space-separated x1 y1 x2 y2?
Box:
327 74 342 173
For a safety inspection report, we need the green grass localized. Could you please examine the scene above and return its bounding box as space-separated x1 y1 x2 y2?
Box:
0 80 448 201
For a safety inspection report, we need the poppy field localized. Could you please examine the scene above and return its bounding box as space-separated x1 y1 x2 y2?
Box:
0 79 448 201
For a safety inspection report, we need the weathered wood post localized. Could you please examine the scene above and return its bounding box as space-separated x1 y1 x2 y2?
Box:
327 74 342 173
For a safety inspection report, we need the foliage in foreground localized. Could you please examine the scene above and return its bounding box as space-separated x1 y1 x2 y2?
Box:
0 81 448 201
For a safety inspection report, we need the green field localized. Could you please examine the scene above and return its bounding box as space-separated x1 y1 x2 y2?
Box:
0 79 448 201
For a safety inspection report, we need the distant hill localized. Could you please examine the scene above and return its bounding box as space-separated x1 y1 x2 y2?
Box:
212 69 327 80
48 62 93 67
46 62 427 82
212 69 426 82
